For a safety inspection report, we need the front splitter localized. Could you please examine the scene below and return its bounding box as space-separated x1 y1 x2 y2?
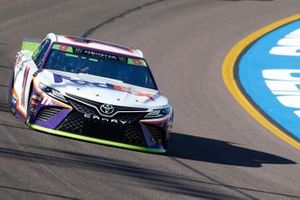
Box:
29 123 166 154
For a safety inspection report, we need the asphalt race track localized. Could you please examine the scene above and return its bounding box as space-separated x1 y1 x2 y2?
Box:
0 1 300 199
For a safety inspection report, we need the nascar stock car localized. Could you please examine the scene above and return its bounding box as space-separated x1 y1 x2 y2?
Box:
10 33 173 153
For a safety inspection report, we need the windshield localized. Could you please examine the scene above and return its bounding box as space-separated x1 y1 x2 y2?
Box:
43 43 157 89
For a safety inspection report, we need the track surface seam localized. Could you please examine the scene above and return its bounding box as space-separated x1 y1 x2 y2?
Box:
82 0 165 37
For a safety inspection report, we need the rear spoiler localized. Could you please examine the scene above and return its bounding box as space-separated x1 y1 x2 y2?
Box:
21 37 42 53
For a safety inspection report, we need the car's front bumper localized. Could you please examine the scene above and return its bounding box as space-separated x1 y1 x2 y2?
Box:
29 123 167 154
27 89 173 153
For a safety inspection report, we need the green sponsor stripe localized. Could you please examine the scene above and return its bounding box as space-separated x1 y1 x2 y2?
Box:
89 58 98 62
127 58 147 67
29 124 166 154
52 44 73 53
52 44 60 50
21 41 40 52
65 53 78 58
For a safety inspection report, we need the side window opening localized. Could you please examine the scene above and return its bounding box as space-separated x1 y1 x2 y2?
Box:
32 39 51 67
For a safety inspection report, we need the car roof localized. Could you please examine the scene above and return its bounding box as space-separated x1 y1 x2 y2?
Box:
46 33 144 58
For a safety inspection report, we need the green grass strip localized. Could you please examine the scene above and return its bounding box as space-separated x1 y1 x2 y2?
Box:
21 41 40 52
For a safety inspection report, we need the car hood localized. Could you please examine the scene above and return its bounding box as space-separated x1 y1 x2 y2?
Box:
36 69 169 109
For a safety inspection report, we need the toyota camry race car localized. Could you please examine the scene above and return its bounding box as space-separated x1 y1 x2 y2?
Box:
10 33 173 153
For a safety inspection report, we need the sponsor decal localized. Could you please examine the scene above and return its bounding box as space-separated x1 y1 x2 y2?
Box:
54 74 158 100
52 43 146 66
21 67 30 107
83 113 130 125
41 97 51 105
127 58 147 66
99 104 114 115
52 44 73 53
238 20 300 140
59 45 68 51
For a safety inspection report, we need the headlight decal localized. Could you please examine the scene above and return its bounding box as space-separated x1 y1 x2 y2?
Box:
38 82 68 103
144 107 171 119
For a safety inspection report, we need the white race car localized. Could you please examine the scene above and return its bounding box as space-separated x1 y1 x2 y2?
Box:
10 33 173 153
